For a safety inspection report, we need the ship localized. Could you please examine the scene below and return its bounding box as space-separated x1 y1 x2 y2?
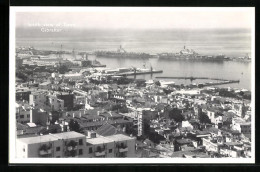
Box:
95 45 153 59
232 53 251 62
71 52 106 68
158 46 230 61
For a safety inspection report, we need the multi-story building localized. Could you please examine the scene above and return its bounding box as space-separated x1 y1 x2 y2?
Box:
29 92 65 111
232 118 251 135
29 92 48 108
16 103 31 124
16 131 86 158
48 95 65 111
85 132 136 158
202 137 223 153
16 89 31 102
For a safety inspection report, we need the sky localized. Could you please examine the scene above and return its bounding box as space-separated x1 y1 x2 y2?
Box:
15 7 254 30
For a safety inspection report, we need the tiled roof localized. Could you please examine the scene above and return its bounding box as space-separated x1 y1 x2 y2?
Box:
96 123 118 136
16 122 29 130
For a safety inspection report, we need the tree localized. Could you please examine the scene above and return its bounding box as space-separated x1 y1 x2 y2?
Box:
50 111 60 125
154 81 161 86
148 131 166 144
168 108 184 123
69 119 80 132
58 65 69 74
199 112 211 124
163 89 173 95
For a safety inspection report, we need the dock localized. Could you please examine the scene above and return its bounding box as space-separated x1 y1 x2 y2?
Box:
155 76 239 87
204 80 240 87
156 76 229 81
117 70 163 76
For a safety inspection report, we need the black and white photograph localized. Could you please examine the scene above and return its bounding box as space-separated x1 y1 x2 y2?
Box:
9 7 255 164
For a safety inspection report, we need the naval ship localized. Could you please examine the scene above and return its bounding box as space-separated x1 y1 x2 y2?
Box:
158 46 230 61
95 45 154 59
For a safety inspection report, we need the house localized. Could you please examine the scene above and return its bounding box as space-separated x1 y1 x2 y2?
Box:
16 102 31 124
47 95 65 111
219 142 244 158
16 122 29 136
16 89 31 102
29 92 48 109
96 123 124 136
202 137 222 153
206 107 223 128
232 103 245 117
232 118 251 136
175 139 193 151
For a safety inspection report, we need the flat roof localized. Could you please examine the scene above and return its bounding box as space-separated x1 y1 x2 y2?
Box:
105 134 135 142
39 82 51 85
86 136 114 145
51 131 85 139
17 131 85 144
17 134 59 144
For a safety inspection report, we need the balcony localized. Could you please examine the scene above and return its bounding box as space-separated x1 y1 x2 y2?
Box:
39 149 52 155
39 143 52 157
119 147 128 153
67 146 77 151
95 150 106 157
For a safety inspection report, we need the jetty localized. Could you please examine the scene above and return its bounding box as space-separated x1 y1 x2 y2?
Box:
155 76 239 87
117 70 163 76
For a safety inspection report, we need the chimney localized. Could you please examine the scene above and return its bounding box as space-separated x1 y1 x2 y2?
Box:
97 111 100 116
73 113 75 118
79 112 82 118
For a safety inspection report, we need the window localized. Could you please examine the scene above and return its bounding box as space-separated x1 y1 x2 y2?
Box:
56 147 60 151
23 148 25 152
20 115 24 119
109 149 112 153
27 114 30 118
89 147 93 153
56 156 60 158
79 139 83 145
79 149 83 155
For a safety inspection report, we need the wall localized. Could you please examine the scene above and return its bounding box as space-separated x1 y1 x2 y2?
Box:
29 94 47 108
30 109 48 126
57 94 74 111
48 96 64 111
16 140 28 158
16 135 86 158
17 109 30 124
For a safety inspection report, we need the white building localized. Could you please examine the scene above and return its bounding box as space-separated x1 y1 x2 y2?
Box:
16 132 86 158
85 132 136 158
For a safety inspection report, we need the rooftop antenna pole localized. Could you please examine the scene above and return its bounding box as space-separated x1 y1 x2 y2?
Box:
72 48 76 60
59 44 63 59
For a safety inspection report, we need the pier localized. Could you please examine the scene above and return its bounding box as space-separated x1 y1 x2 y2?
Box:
156 76 229 81
155 76 239 87
117 70 163 76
